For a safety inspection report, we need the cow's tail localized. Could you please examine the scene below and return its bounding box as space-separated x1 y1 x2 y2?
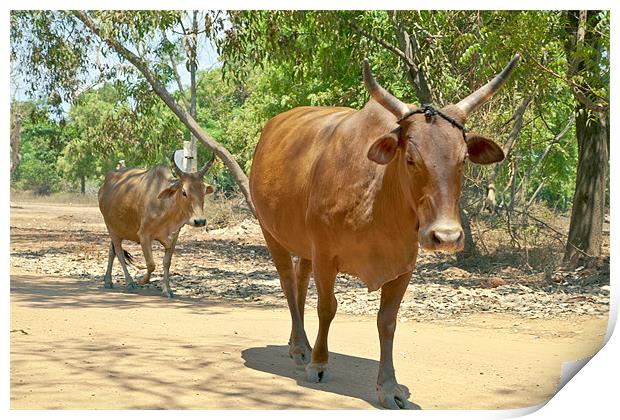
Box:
123 250 147 270
123 250 135 266
110 242 146 269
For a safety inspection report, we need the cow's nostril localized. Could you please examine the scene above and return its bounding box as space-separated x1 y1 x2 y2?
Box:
431 229 463 245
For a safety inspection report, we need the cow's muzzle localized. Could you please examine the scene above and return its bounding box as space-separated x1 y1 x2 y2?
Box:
420 223 464 252
190 218 206 227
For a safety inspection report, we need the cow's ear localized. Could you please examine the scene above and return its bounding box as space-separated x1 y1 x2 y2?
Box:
368 128 401 165
205 185 214 194
158 179 181 199
466 133 504 165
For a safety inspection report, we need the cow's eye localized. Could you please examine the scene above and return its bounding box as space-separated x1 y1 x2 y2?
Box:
182 189 187 197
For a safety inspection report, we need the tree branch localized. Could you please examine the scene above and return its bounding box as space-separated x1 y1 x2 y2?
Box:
501 97 532 157
351 21 413 68
484 96 531 210
351 13 433 104
532 56 608 112
513 115 574 198
168 52 192 112
526 45 609 113
512 209 596 259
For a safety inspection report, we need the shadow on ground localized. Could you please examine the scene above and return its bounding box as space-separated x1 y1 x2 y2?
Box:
242 345 422 410
10 273 228 315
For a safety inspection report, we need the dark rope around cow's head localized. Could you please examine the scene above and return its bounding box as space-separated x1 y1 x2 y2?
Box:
398 104 469 142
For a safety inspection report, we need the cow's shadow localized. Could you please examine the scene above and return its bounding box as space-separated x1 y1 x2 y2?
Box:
241 345 422 409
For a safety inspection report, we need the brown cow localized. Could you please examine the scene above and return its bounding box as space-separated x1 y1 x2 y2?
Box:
98 155 214 298
250 55 519 408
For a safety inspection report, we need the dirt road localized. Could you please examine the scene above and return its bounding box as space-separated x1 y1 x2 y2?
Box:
9 202 608 409
10 270 606 409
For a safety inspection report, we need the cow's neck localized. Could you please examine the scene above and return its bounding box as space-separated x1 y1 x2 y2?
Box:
156 194 191 244
342 102 418 232
375 153 418 227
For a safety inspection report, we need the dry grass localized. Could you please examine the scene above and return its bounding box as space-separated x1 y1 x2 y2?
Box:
9 190 254 229
10 190 99 206
462 202 609 279
204 193 254 229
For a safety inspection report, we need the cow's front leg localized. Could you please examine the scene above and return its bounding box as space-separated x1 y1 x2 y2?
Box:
139 236 156 286
161 231 179 298
306 256 337 383
376 271 412 409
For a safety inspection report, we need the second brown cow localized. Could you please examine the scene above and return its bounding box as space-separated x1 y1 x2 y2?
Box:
98 155 214 298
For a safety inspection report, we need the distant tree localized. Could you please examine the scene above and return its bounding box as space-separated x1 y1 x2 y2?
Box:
10 111 22 176
57 82 184 192
11 101 67 194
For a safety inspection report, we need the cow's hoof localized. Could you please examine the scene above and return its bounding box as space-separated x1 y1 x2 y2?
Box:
162 289 174 299
377 382 409 410
125 281 138 290
288 343 312 367
104 282 113 289
306 363 329 383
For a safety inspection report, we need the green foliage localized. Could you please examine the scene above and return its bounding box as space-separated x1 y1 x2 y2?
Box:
10 10 609 209
216 10 591 209
11 102 67 194
59 82 185 185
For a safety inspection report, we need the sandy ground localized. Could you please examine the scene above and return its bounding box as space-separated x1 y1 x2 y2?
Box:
9 202 609 409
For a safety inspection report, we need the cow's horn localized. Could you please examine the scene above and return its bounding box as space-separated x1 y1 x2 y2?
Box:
198 153 216 177
362 58 409 119
455 54 520 118
171 152 186 177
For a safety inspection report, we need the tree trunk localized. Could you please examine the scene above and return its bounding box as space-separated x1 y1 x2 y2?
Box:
186 10 198 173
458 206 477 259
74 11 256 217
483 183 496 213
563 106 608 266
80 175 86 194
523 179 545 213
10 115 22 176
509 156 518 212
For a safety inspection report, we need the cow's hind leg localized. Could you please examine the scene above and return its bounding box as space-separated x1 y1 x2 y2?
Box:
306 254 337 383
261 226 311 366
160 231 179 299
103 242 115 288
110 236 137 290
376 271 412 409
138 236 156 286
